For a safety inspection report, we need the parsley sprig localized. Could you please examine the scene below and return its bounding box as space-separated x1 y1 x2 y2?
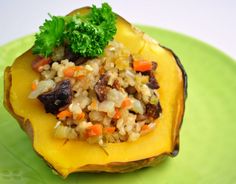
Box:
32 3 116 58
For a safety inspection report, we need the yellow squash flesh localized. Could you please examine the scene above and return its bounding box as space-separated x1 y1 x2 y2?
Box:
4 7 187 177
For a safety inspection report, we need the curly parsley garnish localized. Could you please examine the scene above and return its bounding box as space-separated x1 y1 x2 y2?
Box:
32 3 116 58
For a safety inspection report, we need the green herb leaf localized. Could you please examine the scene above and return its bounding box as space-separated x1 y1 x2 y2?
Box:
32 15 65 57
32 3 116 58
65 3 117 57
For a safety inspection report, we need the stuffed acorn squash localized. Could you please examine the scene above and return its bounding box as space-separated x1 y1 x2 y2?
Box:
4 3 187 177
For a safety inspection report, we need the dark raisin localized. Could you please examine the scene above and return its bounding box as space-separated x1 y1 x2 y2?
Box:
38 80 72 114
146 102 162 119
125 86 137 94
74 57 89 66
71 124 77 128
64 46 89 65
94 85 109 102
64 46 80 62
94 74 110 102
112 79 121 90
147 71 159 89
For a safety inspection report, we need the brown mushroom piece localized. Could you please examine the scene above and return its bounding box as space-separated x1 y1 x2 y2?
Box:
146 102 162 119
38 80 72 114
147 71 159 89
94 73 110 102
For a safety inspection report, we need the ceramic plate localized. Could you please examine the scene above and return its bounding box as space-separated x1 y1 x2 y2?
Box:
0 26 236 183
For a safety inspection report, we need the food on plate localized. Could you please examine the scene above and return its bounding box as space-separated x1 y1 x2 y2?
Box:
4 3 187 177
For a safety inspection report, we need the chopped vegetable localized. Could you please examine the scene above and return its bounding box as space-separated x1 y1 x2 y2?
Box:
131 98 144 114
107 88 126 107
32 57 51 71
98 100 115 114
75 75 85 80
133 60 152 72
99 67 105 75
150 95 159 105
121 97 131 109
63 67 75 77
29 79 55 99
141 123 156 135
86 124 103 137
57 109 72 120
32 3 116 58
76 112 85 121
104 127 116 134
113 108 121 119
63 66 84 77
141 124 149 131
31 82 37 91
54 125 77 139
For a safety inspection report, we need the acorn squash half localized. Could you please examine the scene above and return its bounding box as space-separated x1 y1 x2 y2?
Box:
4 7 187 177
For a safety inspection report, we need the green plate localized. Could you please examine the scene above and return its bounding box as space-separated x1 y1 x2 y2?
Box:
0 26 236 184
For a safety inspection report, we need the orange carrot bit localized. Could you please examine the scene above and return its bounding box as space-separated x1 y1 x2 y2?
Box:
74 66 85 79
104 127 116 134
75 74 85 80
57 109 72 120
32 57 51 72
76 112 85 121
133 60 152 72
141 124 149 131
64 66 84 78
113 108 121 120
86 124 103 137
99 67 105 75
74 66 84 71
121 97 132 109
63 66 76 77
31 81 37 91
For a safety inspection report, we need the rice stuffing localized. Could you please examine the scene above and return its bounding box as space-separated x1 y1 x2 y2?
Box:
29 41 162 145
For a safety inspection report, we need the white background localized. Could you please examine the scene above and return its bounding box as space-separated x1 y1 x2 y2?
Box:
0 0 235 60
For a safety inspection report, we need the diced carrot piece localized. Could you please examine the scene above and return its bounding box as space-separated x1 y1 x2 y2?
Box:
75 75 85 80
133 60 152 72
63 66 75 77
141 124 149 131
86 124 103 137
64 66 84 78
74 66 83 71
113 108 121 119
31 82 37 91
121 97 131 109
76 112 85 121
57 109 72 120
99 67 105 75
32 57 51 72
104 127 116 134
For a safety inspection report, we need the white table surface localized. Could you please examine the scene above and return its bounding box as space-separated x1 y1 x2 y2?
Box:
1 0 235 60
